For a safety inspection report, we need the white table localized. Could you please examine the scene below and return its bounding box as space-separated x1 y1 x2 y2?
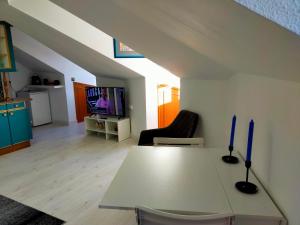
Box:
100 146 286 225
209 148 285 225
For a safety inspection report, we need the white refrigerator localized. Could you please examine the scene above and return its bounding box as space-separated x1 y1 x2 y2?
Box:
19 91 52 126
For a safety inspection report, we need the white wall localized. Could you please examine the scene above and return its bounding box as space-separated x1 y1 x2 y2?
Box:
180 79 229 147
145 77 158 130
12 28 97 123
96 76 127 88
48 87 69 124
181 75 300 224
39 72 69 124
128 78 147 139
9 61 32 91
38 72 64 85
228 74 300 225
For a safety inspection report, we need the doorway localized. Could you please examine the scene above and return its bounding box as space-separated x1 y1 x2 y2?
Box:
73 82 93 123
157 84 180 128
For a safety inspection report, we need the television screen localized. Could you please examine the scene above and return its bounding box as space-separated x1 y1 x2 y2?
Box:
86 87 125 117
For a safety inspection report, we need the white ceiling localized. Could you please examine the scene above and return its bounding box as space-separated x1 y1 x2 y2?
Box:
1 0 299 81
0 0 141 80
51 0 300 81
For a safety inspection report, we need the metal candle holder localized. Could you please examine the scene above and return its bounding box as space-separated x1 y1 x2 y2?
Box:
235 160 258 194
222 145 239 164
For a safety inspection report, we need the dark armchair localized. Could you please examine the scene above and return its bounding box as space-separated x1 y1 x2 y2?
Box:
138 110 199 146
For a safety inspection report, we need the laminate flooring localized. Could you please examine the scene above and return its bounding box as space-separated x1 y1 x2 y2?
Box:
0 123 137 225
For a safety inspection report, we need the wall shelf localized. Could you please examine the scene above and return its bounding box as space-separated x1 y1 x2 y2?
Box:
27 85 64 90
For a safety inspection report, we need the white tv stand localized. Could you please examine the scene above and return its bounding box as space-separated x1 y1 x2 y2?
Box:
84 116 130 142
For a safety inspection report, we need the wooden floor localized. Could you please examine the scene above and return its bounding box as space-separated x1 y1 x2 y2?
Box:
0 123 137 225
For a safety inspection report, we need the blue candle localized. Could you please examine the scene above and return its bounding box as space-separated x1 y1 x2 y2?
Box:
246 120 254 161
229 115 236 147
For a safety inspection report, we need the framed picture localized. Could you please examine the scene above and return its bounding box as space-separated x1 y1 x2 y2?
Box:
113 39 144 58
0 21 16 72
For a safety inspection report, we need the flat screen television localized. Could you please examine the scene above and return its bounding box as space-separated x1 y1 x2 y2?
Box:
86 87 125 117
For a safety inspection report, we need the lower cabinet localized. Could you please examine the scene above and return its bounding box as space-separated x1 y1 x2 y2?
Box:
0 107 11 149
8 107 31 144
0 101 32 155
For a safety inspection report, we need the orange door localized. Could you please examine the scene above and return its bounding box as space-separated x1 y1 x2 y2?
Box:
158 85 180 128
158 85 165 128
73 82 92 123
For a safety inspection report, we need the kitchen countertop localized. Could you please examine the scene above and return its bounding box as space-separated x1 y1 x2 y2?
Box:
0 98 31 105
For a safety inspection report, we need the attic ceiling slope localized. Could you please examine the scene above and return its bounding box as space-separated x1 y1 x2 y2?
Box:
52 0 300 82
0 1 140 79
14 47 60 73
50 0 234 79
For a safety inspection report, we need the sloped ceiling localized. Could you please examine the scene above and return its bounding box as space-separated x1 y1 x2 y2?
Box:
235 0 300 36
51 0 300 81
14 47 59 73
0 0 140 79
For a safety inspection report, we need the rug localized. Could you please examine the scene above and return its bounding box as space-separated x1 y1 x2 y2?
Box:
0 195 65 225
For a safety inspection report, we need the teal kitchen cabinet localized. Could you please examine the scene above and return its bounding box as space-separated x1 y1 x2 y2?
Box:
0 104 11 149
0 100 32 155
7 102 31 144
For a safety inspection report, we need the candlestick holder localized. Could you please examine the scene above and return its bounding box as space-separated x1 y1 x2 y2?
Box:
222 145 239 164
235 160 258 194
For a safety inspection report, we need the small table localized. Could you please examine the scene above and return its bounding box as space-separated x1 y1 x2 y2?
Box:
100 146 285 225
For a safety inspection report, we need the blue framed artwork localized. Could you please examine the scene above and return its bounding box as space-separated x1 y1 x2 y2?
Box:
113 39 144 58
0 21 16 72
